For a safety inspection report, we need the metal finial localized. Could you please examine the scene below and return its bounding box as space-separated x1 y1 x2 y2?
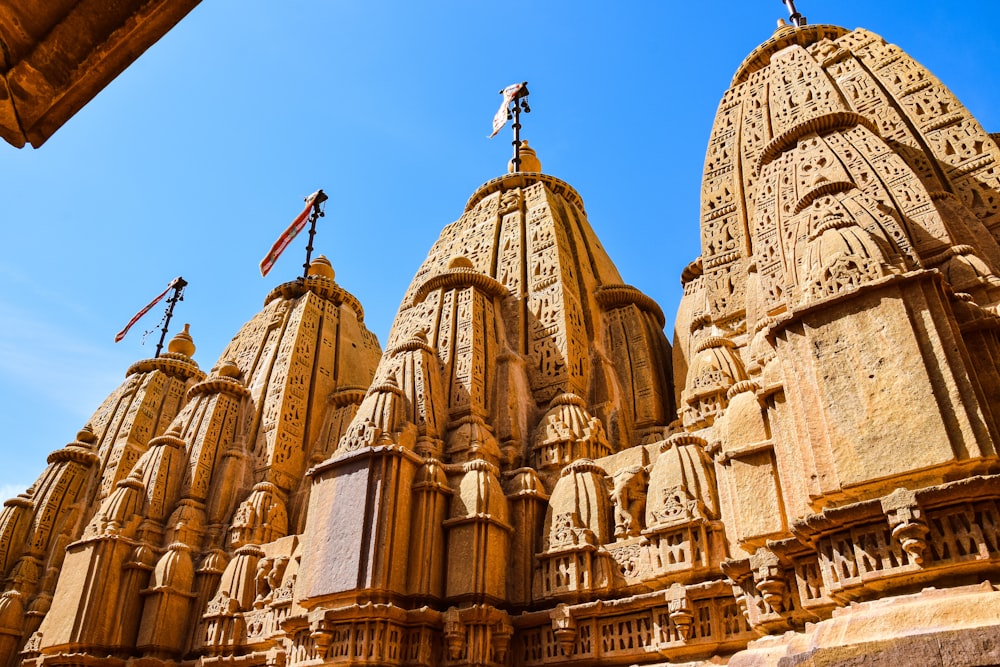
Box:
154 277 187 358
782 0 807 27
301 189 329 281
506 83 530 172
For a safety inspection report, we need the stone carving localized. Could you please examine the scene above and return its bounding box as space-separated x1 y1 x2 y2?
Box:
881 487 930 565
749 547 786 613
801 206 893 301
609 465 647 539
532 393 612 486
650 485 704 527
4 15 1000 667
549 603 576 656
665 583 695 641
443 606 464 660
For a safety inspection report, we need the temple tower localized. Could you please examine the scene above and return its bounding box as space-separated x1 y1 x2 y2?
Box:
4 9 1000 667
9 258 382 664
298 147 676 665
679 18 1000 665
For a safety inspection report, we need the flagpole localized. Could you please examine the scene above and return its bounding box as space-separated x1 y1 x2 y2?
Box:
301 189 329 280
508 83 530 172
782 0 806 26
154 277 188 358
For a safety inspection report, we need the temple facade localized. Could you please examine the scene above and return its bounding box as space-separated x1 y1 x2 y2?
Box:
1 16 1000 667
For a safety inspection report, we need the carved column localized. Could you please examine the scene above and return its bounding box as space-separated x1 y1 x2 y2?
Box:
444 459 510 605
136 542 196 657
407 458 450 602
504 468 548 607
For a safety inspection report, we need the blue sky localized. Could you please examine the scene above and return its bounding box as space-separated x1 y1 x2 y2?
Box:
1 1 998 496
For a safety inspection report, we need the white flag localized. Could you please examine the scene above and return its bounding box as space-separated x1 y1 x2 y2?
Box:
489 82 525 138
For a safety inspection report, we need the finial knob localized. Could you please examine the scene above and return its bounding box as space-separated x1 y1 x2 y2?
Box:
508 139 542 173
308 255 336 280
214 358 241 379
168 323 196 357
774 17 795 37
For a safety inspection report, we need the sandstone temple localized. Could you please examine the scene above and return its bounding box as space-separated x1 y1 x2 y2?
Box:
3 13 1000 667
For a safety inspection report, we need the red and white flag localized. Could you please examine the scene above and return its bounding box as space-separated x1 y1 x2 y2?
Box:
114 277 183 343
259 190 325 277
489 82 525 138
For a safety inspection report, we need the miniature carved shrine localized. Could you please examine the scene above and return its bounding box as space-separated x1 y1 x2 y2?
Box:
2 17 1000 667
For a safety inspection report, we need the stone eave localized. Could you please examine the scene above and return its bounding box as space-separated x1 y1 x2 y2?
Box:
0 0 201 148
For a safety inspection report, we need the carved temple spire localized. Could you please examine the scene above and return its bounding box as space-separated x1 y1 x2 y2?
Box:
8 12 1000 667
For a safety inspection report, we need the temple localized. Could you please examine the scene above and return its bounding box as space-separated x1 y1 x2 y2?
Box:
2 13 1000 667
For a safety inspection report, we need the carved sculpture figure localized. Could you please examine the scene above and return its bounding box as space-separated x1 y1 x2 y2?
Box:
609 465 646 539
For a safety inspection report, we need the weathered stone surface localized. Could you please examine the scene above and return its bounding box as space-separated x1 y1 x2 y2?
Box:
0 0 202 148
3 13 1000 667
730 583 1000 667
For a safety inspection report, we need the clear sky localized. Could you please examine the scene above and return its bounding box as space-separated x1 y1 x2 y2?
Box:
0 1 997 497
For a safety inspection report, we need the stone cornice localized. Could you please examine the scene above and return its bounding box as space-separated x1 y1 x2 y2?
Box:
595 284 666 329
264 275 365 322
464 172 586 215
732 24 850 86
756 111 880 175
411 267 508 306
47 446 99 467
329 387 367 408
126 353 204 382
186 376 251 401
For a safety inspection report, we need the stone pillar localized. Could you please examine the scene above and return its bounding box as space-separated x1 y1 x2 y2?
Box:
504 468 548 607
136 542 195 657
297 443 420 607
444 459 510 605
407 458 450 601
